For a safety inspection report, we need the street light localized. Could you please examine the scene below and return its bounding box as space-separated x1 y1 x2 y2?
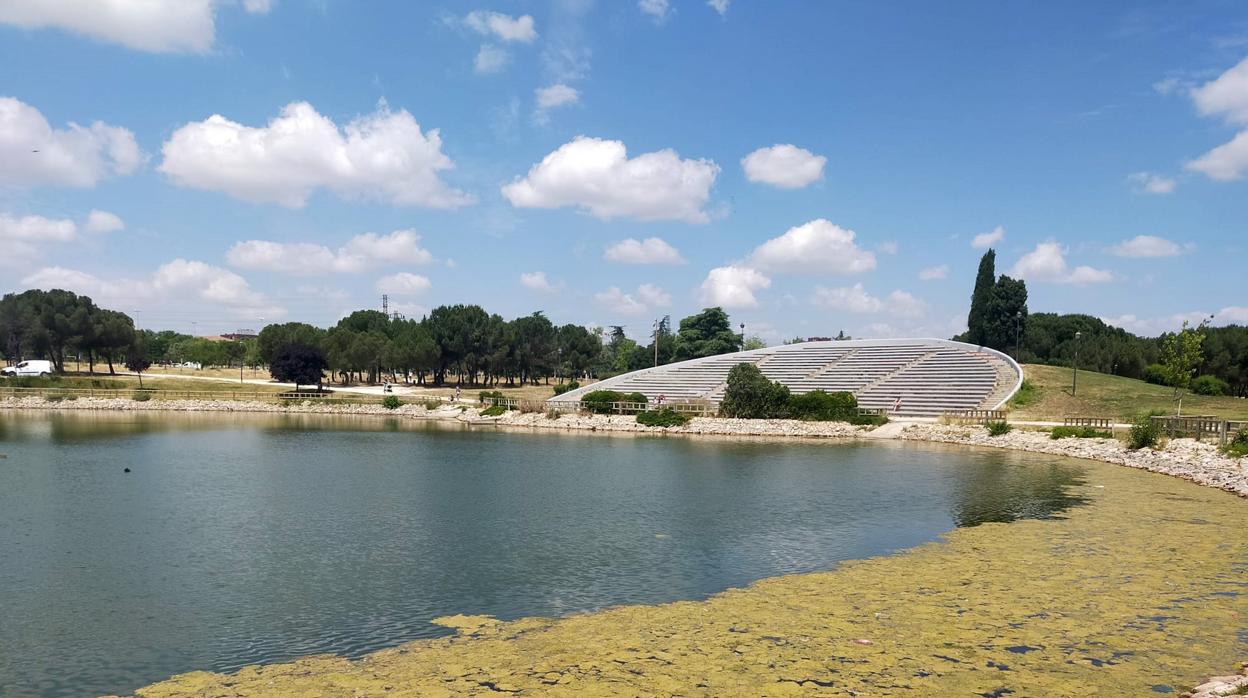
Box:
1072 331 1082 396
740 323 746 351
1014 311 1022 361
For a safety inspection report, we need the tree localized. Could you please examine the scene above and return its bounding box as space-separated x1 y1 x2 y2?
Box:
257 322 325 365
742 336 767 351
672 308 739 361
966 249 996 346
1158 319 1209 414
719 363 791 419
125 335 152 387
269 342 329 391
981 275 1028 352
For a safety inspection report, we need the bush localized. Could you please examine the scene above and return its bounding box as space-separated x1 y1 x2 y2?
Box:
479 390 505 404
423 399 443 410
545 409 562 420
986 420 1012 437
132 391 153 402
720 363 791 419
580 390 647 413
788 390 858 422
1142 363 1169 386
1127 415 1160 450
552 381 580 396
1191 375 1229 396
1050 426 1110 439
382 395 401 410
850 413 889 426
481 405 506 417
636 408 692 427
1223 429 1248 458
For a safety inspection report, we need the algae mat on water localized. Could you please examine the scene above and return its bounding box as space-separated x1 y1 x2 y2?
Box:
127 458 1248 697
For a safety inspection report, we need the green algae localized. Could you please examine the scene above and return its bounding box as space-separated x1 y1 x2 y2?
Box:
124 456 1248 697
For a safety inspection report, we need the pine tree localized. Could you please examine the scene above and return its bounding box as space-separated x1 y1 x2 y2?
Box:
966 249 996 345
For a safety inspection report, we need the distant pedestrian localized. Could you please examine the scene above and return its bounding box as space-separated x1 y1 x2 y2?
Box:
454 386 461 402
893 396 902 413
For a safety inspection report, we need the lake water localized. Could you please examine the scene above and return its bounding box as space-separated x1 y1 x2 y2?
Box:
0 411 1089 697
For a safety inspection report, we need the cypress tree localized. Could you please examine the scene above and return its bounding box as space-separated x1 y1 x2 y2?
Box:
966 249 996 345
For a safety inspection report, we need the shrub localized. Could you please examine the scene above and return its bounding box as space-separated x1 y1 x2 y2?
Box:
423 399 443 410
986 420 1012 437
636 408 691 427
850 413 889 426
1142 363 1169 386
552 381 580 396
545 409 562 420
479 390 505 404
1191 375 1229 396
788 390 857 422
382 395 402 410
1222 429 1248 458
481 405 506 417
1050 426 1110 439
719 363 791 419
132 391 153 402
1127 415 1160 450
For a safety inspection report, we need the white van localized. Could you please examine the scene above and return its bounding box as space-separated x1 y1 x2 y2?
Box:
1 360 53 377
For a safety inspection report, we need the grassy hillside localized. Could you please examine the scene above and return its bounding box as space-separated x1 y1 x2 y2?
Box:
1009 363 1248 421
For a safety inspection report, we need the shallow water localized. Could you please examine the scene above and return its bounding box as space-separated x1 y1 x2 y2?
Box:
0 411 1091 697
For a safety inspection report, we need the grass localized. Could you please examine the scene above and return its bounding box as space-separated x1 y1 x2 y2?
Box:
1049 426 1111 440
2 373 289 398
1010 364 1247 422
1007 379 1040 409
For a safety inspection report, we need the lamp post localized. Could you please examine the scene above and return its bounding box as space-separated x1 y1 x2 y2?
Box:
740 323 746 351
1072 331 1082 396
1014 311 1022 361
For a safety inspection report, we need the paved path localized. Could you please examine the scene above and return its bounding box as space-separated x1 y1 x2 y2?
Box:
141 373 457 399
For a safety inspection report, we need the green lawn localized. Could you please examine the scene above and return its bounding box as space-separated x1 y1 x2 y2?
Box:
1009 364 1247 422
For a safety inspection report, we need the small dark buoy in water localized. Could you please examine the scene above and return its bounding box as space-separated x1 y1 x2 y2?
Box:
123 467 131 473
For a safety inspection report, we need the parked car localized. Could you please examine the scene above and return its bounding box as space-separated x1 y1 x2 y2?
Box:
179 362 203 370
1 360 53 377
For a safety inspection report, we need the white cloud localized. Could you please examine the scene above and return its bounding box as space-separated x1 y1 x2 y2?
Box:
1191 55 1248 125
0 0 227 53
464 11 537 43
474 44 510 74
1107 234 1186 258
1101 311 1218 336
1126 171 1177 194
502 136 719 223
375 272 431 296
159 100 472 208
747 219 876 275
242 0 272 13
636 283 671 307
594 286 648 316
918 264 949 281
520 271 558 292
603 237 685 265
23 259 285 319
1152 77 1182 95
227 230 433 275
697 265 770 309
971 225 1005 249
0 213 77 242
1218 306 1248 324
707 0 730 16
1186 129 1248 181
878 241 899 255
811 283 925 318
740 144 826 189
0 97 142 188
536 83 579 110
84 209 124 234
1010 242 1113 285
639 0 671 22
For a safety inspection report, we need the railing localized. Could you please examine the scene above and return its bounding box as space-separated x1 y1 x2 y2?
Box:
0 385 375 402
1064 416 1113 429
482 396 717 416
943 409 1008 424
1151 415 1246 445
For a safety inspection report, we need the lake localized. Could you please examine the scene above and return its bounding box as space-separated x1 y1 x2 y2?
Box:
0 410 1090 697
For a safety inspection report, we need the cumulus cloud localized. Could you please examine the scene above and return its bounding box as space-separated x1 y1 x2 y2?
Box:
918 264 949 281
707 0 730 16
747 219 876 275
1186 56 1248 181
636 283 671 307
603 237 685 265
971 225 1005 249
84 210 124 234
0 97 142 188
23 259 284 318
697 266 770 309
375 272 431 296
502 136 719 223
0 213 77 242
1010 242 1113 285
227 230 433 275
1108 235 1186 258
638 0 671 22
594 286 649 316
520 271 559 292
741 144 826 189
1126 171 1177 194
811 283 925 317
464 11 537 42
159 101 472 208
474 44 510 74
1100 311 1233 337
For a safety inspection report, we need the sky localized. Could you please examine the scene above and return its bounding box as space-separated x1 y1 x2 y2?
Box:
1 0 1246 343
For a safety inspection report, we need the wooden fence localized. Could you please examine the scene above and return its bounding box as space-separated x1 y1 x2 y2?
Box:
1064 416 1113 429
943 409 1008 424
1151 415 1246 446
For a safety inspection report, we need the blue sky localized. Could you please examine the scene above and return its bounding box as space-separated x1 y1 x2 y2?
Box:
1 0 1245 341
